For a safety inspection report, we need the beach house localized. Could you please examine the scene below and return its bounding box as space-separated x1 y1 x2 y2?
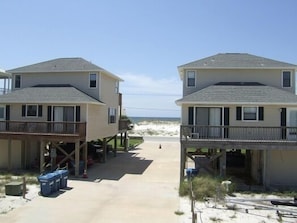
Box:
0 58 127 176
176 53 297 189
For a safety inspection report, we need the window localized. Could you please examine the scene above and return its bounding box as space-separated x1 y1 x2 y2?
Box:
108 108 117 124
236 106 264 121
89 73 97 88
186 71 196 87
115 81 119 93
282 71 291 87
15 75 21 88
243 107 257 121
22 105 42 117
0 106 5 119
26 105 38 117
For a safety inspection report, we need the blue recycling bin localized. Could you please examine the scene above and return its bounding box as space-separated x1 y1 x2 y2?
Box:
46 172 60 193
55 169 69 189
186 168 199 180
38 174 55 196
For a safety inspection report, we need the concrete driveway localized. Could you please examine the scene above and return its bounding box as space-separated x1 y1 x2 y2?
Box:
0 138 181 223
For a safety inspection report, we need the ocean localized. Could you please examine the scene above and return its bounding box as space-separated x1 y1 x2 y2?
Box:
128 117 180 137
129 116 180 124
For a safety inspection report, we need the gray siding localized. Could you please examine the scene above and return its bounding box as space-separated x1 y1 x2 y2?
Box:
12 72 101 101
183 69 296 96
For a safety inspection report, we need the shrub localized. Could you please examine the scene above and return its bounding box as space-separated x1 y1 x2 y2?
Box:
179 175 228 201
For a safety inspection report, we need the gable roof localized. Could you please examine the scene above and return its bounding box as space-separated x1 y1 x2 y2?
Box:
178 53 297 78
176 83 297 105
7 58 123 81
0 86 104 105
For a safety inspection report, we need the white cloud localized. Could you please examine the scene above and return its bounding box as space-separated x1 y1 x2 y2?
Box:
119 73 182 117
120 73 181 95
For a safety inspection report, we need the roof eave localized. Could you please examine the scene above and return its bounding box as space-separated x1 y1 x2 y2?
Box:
176 101 297 106
2 101 105 105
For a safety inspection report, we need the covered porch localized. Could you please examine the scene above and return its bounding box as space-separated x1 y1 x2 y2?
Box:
0 69 11 95
0 121 87 177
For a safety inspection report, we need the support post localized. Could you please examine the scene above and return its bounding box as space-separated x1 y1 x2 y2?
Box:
263 150 270 189
114 135 117 157
84 141 88 171
102 138 107 163
40 140 45 173
75 140 80 177
21 140 26 169
8 139 11 171
124 132 127 151
219 149 226 177
180 144 186 184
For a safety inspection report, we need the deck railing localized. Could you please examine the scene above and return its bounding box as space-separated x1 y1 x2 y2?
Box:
181 125 297 142
0 88 11 95
119 119 132 131
0 121 86 137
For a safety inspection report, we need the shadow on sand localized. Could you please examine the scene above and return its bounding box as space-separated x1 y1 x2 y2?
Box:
69 148 153 182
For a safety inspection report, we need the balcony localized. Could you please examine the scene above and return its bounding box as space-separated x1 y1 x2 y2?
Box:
0 121 86 141
180 125 297 150
0 88 11 95
118 119 132 132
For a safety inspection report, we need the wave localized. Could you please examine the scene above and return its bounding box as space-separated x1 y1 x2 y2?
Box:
128 117 180 137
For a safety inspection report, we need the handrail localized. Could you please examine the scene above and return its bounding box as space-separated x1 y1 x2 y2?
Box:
0 121 86 137
180 125 297 142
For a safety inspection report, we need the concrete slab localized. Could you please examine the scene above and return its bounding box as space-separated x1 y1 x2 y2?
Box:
0 138 181 223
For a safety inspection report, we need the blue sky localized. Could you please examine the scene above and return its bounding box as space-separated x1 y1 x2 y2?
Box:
1 0 297 117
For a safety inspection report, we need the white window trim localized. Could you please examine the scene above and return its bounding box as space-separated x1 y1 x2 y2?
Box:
115 81 119 93
14 74 21 89
281 70 292 88
26 104 38 118
89 73 98 88
242 106 258 122
186 70 196 88
108 107 117 124
51 105 76 121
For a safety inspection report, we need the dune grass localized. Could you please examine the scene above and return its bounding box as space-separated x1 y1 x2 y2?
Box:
0 172 39 195
179 175 229 201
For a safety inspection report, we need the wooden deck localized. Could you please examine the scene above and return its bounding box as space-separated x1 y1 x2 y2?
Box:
180 125 297 150
0 121 86 141
179 125 297 184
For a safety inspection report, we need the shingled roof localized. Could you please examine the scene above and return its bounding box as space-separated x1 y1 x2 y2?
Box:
7 58 122 80
0 86 104 105
176 83 297 105
178 53 297 71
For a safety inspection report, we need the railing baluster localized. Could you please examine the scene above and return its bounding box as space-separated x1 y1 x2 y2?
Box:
180 125 297 142
0 121 86 137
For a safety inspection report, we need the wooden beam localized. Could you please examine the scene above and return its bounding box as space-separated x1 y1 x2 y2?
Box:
124 132 128 151
8 139 11 171
21 140 27 169
113 135 117 157
75 141 80 177
102 138 107 163
83 141 88 171
219 149 226 177
180 145 186 183
40 140 45 173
